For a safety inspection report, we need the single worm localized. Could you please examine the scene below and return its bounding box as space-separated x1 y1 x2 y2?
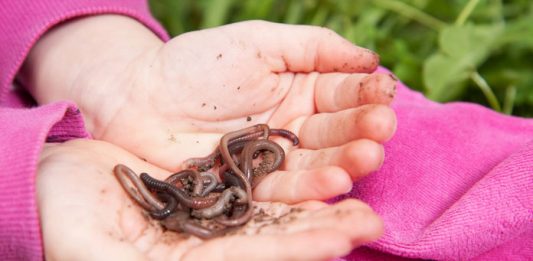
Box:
228 125 269 144
165 170 193 185
166 170 218 196
160 211 231 239
199 172 218 196
191 186 247 219
113 164 165 211
270 128 299 146
141 173 219 209
219 148 246 188
164 169 204 196
181 155 217 172
215 204 253 227
240 140 285 188
149 192 178 220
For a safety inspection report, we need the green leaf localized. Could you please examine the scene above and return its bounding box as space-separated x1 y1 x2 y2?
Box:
439 23 503 61
346 8 385 47
496 14 533 49
424 53 471 101
423 23 503 101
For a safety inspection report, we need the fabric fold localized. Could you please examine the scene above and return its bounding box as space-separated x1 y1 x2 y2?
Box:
0 102 89 260
339 76 533 260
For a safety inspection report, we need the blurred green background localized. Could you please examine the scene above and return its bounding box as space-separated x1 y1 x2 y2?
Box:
148 0 533 117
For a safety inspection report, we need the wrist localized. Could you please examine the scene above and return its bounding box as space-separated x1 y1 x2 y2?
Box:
19 14 163 133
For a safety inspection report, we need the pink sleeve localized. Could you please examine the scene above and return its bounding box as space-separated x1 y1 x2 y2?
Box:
0 1 169 260
0 0 169 102
0 103 89 260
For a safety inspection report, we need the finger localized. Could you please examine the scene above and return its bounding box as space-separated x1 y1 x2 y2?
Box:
253 166 352 204
292 200 329 211
315 72 397 113
285 139 384 180
242 21 379 73
298 104 396 149
182 229 353 261
267 72 397 129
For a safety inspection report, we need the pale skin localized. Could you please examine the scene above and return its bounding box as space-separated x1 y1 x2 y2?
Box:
22 15 398 260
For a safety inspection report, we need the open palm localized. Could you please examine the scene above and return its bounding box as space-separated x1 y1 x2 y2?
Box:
38 139 383 260
78 21 398 196
25 17 398 191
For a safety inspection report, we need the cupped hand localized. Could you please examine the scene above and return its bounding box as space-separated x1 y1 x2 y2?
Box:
104 20 397 170
24 17 397 202
38 139 383 261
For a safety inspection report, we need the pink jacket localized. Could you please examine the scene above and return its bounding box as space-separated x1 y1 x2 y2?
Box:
0 1 167 260
1 1 531 260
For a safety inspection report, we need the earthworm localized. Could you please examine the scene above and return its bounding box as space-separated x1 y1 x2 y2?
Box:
219 124 270 186
182 220 231 239
113 164 164 211
160 211 231 239
191 186 247 219
199 172 218 196
140 172 219 209
182 125 298 171
240 139 285 188
165 170 218 197
270 128 299 145
164 169 203 196
182 134 263 171
218 125 271 225
215 140 285 226
215 204 253 227
114 124 298 238
149 192 178 220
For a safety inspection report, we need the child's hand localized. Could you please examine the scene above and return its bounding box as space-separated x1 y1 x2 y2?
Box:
22 15 397 185
38 140 383 260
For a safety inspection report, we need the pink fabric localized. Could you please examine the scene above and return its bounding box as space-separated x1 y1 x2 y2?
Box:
0 1 531 260
336 68 533 260
0 102 88 260
0 1 168 260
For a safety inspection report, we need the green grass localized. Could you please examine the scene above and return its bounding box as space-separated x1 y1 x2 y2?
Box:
148 0 533 117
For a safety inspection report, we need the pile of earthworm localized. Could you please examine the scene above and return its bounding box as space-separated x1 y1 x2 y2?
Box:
113 124 298 239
